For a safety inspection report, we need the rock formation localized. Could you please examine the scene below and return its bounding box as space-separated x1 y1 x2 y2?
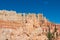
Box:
0 10 60 40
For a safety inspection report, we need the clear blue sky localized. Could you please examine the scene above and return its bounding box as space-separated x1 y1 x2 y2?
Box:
0 0 60 24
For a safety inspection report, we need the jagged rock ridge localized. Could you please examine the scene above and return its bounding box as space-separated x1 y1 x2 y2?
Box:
0 10 60 40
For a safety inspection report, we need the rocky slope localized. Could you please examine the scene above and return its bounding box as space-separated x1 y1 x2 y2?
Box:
0 10 60 40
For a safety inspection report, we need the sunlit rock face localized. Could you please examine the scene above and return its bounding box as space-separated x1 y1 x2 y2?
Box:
0 10 60 40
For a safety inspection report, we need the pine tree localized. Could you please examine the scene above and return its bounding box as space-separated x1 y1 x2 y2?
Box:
47 25 52 40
